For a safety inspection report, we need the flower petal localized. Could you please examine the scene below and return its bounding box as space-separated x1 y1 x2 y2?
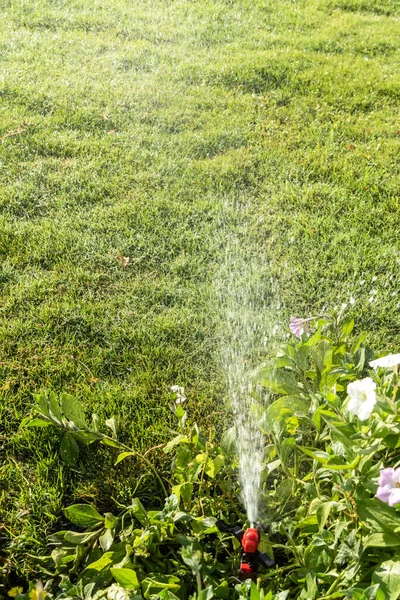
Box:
370 353 400 369
389 488 400 507
376 486 392 504
378 468 396 487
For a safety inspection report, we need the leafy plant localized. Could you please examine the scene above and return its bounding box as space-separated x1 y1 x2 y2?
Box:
11 315 400 599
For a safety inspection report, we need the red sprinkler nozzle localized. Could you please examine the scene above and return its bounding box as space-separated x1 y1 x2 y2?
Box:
241 528 260 554
216 520 274 581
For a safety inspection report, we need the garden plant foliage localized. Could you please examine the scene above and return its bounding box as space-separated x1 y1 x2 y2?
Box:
11 316 400 599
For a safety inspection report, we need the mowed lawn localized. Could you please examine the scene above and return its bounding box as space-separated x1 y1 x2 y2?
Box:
1 0 400 580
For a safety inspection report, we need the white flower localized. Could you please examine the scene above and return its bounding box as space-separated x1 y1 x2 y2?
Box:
347 377 377 421
171 385 186 404
370 353 400 369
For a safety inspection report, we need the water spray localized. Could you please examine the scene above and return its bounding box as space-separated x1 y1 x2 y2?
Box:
217 520 274 580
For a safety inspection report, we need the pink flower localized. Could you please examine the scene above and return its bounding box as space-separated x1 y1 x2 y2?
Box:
376 468 400 506
289 316 310 339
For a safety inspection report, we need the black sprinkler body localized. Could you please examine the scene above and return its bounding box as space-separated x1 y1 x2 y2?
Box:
217 521 274 581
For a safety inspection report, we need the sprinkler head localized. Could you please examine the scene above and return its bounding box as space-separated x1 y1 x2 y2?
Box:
241 528 259 554
216 520 274 581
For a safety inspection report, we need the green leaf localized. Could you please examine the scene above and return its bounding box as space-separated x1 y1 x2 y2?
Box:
106 417 118 438
249 582 260 600
72 431 100 445
199 586 214 600
64 530 100 545
64 504 104 528
305 571 318 600
254 367 300 395
141 575 181 600
364 533 400 547
130 498 148 526
205 455 225 478
48 392 63 422
341 318 355 338
261 396 309 433
34 393 50 418
316 502 334 531
279 437 296 467
115 451 136 465
372 560 400 600
80 548 127 588
163 434 190 454
60 432 80 466
111 568 139 590
357 499 400 533
23 418 53 428
60 393 87 427
105 513 118 530
100 528 115 552
220 426 237 456
101 437 122 448
172 482 193 504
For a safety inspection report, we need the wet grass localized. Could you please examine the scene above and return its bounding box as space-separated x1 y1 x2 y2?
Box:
1 0 400 583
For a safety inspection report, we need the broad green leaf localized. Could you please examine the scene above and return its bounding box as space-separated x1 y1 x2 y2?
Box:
101 437 122 448
51 547 76 567
163 434 190 454
64 504 104 528
100 528 115 552
176 447 192 470
64 530 100 545
60 432 80 466
106 417 118 438
205 455 225 478
295 515 318 529
250 582 260 600
364 533 400 547
72 431 100 445
60 393 87 427
34 393 50 417
111 568 139 590
317 502 334 531
23 418 53 428
261 396 309 433
105 513 118 529
313 340 332 374
275 479 293 502
115 451 136 465
199 586 214 600
80 548 127 588
280 437 296 466
305 571 318 600
130 498 148 526
299 447 330 462
214 581 229 600
254 367 300 395
141 575 181 600
341 317 355 338
48 392 63 422
357 499 400 533
372 560 400 600
157 591 181 600
172 482 193 504
220 426 237 456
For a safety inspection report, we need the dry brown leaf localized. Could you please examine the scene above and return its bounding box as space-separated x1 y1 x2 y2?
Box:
118 254 130 268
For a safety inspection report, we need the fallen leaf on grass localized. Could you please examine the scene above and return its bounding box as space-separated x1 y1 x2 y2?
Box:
117 254 130 268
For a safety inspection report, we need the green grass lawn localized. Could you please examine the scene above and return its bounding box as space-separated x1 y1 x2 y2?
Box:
1 0 400 583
